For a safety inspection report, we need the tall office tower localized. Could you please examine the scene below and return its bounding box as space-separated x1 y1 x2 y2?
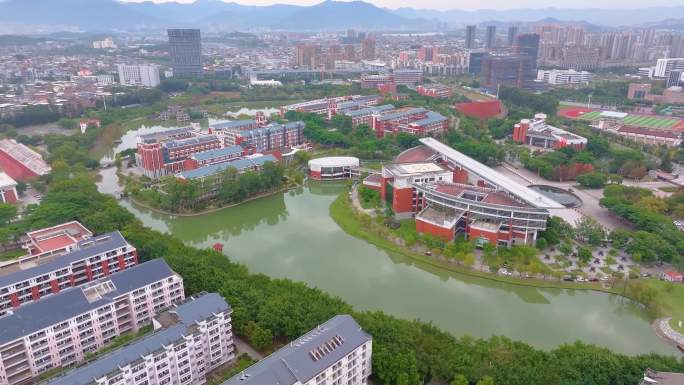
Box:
362 36 376 60
167 29 203 78
485 25 497 49
296 44 319 68
480 54 531 90
344 44 356 60
507 26 519 47
418 45 439 62
465 25 476 49
514 33 541 71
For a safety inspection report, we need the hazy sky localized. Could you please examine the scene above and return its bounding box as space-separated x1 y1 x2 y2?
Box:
120 0 684 11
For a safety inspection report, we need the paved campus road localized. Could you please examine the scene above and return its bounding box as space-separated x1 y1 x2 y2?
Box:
234 337 264 360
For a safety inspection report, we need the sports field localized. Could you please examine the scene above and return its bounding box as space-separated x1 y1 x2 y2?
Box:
561 108 682 129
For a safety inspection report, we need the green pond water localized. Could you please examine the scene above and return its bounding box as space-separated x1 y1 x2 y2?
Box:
97 168 676 355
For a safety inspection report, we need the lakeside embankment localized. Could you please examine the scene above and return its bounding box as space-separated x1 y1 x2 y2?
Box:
330 189 684 348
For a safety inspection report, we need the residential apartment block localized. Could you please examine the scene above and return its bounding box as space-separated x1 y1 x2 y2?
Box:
221 122 305 153
371 107 448 138
0 259 183 385
117 64 161 87
0 231 138 314
45 293 234 385
222 315 371 385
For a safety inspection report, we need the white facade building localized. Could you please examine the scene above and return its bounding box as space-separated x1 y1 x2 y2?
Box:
222 315 371 385
117 64 161 87
92 38 117 49
0 259 184 385
536 69 593 85
308 157 360 180
96 74 115 86
45 293 234 385
654 58 684 79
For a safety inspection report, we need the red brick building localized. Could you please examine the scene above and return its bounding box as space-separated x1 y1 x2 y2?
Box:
0 173 18 204
513 114 587 150
364 138 563 246
0 139 51 181
372 107 448 138
455 100 504 121
416 84 453 99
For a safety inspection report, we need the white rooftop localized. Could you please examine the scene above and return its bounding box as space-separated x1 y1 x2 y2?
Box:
0 172 16 189
308 156 360 168
419 138 564 209
395 162 445 174
600 111 628 119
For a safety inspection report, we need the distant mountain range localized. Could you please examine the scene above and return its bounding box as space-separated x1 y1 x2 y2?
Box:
392 6 684 27
0 0 683 33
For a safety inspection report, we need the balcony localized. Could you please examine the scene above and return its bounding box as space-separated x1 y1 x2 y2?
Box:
6 366 31 384
0 343 26 359
3 352 28 369
5 360 30 376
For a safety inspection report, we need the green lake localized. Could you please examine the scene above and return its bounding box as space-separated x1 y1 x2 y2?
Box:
97 168 676 356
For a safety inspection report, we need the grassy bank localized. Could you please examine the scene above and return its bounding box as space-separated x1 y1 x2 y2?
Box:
329 192 626 294
330 190 684 339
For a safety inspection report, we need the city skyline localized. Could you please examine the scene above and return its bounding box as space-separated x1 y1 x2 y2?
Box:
118 0 684 11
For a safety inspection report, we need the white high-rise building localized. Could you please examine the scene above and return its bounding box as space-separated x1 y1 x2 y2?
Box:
117 64 161 87
654 58 684 79
93 37 117 49
536 69 593 85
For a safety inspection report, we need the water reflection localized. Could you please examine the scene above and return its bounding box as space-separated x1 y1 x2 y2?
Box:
97 167 675 355
120 193 288 244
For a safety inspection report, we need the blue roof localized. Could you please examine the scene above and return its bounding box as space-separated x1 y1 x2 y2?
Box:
344 104 394 118
240 121 304 138
0 259 175 346
138 127 192 143
411 111 447 126
377 107 427 122
180 155 278 180
221 315 371 385
191 145 244 162
45 294 230 385
0 232 130 289
163 135 219 149
211 120 257 130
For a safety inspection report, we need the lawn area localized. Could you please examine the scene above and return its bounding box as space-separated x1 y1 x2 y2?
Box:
358 185 381 209
329 192 625 293
0 249 26 261
391 219 419 242
641 279 684 334
205 354 257 385
332 190 684 328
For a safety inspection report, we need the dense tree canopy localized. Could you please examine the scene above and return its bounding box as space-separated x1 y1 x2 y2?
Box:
1 173 682 385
